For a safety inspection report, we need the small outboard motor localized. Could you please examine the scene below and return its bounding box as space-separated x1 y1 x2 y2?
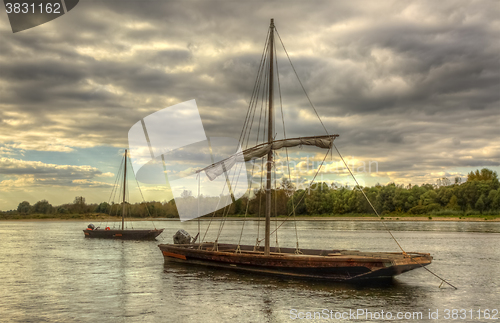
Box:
87 223 95 230
173 229 191 244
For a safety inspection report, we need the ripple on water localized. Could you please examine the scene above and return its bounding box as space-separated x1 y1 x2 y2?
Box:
0 220 498 322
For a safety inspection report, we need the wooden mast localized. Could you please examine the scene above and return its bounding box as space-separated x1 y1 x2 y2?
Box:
265 19 275 256
122 149 127 231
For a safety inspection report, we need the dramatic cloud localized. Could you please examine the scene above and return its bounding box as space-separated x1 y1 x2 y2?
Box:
0 0 498 209
0 158 113 190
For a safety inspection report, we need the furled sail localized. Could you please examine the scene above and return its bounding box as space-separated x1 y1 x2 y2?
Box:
201 135 338 181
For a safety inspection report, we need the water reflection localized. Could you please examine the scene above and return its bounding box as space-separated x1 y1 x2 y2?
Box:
0 220 498 322
162 259 440 322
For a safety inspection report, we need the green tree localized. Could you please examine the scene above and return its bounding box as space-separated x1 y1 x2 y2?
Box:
305 182 332 214
32 200 53 214
375 183 397 214
393 186 410 212
459 181 486 211
287 190 307 215
475 194 485 214
274 188 289 216
73 196 86 213
420 190 438 206
467 168 499 183
446 195 460 210
486 190 496 210
436 186 453 207
95 202 110 214
232 198 243 215
492 190 500 210
57 207 69 214
17 201 31 214
331 187 348 214
163 199 179 218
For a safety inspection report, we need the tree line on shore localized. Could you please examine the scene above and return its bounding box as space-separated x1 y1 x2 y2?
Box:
6 168 500 218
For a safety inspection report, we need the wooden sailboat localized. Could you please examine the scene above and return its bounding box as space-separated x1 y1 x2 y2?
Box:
83 149 164 240
158 19 432 281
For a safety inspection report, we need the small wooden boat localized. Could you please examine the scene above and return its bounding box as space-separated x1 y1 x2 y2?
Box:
84 227 163 240
159 19 432 281
83 149 163 240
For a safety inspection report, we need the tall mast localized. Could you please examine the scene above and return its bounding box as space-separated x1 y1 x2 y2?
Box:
122 149 127 230
265 19 275 256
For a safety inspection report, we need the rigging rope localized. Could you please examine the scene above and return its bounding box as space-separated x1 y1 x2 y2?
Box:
259 147 331 240
201 183 226 243
101 155 124 229
214 144 248 243
197 173 201 239
208 44 269 242
194 22 456 290
275 28 329 136
237 145 262 249
131 154 158 230
125 159 133 230
111 156 125 228
273 158 280 252
200 139 245 249
276 26 456 289
254 53 268 250
240 29 271 150
275 34 301 252
236 28 271 249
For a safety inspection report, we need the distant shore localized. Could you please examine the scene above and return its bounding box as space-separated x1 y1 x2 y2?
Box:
1 214 499 222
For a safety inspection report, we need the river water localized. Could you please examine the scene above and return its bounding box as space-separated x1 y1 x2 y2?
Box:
0 219 499 322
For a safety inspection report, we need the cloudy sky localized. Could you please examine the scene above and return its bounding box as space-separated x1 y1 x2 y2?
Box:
0 0 498 210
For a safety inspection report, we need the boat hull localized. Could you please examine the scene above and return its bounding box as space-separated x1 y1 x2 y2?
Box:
83 229 164 240
159 243 432 281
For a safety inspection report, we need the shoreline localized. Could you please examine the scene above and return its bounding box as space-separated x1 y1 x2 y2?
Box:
1 216 499 222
